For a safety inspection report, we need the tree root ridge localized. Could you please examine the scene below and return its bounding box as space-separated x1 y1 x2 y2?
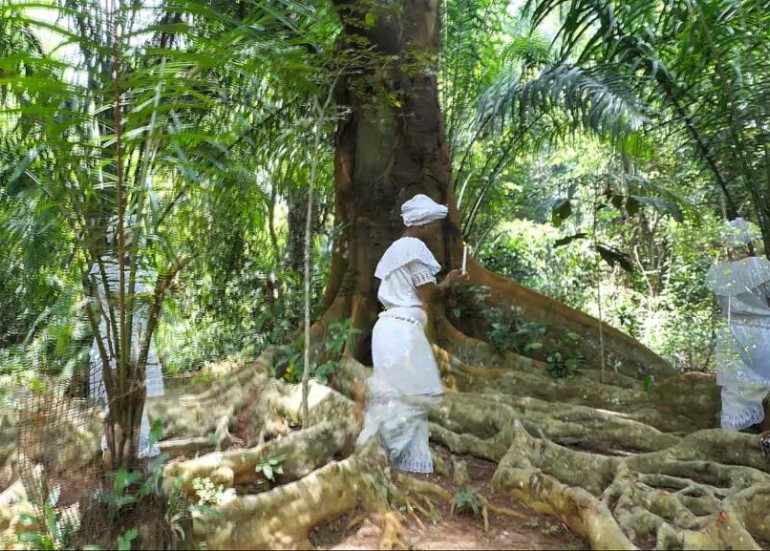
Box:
2 327 766 550
427 380 770 550
149 348 402 550
198 348 768 550
192 440 395 550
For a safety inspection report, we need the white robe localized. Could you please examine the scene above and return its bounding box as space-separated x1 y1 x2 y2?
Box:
88 256 164 457
707 256 770 430
357 238 444 473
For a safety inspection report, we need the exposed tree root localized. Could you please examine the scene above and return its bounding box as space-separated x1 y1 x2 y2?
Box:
435 343 719 433
152 349 397 550
462 262 676 381
2 301 767 551
164 419 352 497
192 440 398 550
422 369 770 551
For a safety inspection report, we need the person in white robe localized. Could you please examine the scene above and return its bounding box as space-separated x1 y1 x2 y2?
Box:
88 251 165 458
356 194 466 473
707 217 770 432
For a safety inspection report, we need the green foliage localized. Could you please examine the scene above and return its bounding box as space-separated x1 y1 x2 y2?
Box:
116 528 138 551
474 138 724 373
93 422 168 520
15 486 77 550
642 375 655 393
94 469 144 521
485 306 546 355
0 0 344 465
255 454 286 483
191 477 235 507
324 318 362 357
271 318 360 384
451 486 483 517
273 336 305 383
546 331 584 379
527 0 770 250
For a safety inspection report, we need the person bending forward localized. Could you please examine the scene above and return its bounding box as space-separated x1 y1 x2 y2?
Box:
356 194 466 473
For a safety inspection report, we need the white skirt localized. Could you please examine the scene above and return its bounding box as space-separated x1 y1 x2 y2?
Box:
715 318 770 430
357 307 443 473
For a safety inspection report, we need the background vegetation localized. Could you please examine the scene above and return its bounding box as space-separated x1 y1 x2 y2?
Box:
2 0 764 389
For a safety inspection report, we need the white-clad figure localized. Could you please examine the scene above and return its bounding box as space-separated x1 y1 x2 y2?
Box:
88 250 164 458
707 217 770 431
357 194 466 473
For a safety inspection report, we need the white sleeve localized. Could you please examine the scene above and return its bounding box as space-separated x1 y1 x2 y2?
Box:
408 260 437 287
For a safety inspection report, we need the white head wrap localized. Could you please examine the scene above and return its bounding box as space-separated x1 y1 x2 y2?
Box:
401 194 448 227
724 217 759 249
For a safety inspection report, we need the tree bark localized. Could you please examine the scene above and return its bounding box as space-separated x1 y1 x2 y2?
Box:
324 0 673 379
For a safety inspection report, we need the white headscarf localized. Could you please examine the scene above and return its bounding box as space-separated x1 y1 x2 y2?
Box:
401 194 448 227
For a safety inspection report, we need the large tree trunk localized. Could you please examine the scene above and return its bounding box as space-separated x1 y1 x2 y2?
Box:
322 0 672 381
6 3 752 550
325 0 456 364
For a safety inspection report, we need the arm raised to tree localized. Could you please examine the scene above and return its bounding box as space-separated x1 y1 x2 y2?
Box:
416 269 467 306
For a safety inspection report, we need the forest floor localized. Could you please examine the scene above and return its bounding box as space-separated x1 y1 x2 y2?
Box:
169 366 584 550
310 450 586 550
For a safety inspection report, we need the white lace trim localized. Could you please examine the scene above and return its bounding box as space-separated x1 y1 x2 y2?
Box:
722 404 765 431
375 238 441 280
707 257 770 297
379 312 425 330
411 267 436 287
391 449 434 474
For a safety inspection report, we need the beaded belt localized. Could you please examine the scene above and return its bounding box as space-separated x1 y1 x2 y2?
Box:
380 312 425 330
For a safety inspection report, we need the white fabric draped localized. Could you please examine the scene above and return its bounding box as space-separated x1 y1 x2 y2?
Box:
88 256 164 457
357 238 444 473
707 256 770 430
400 194 449 227
375 237 441 310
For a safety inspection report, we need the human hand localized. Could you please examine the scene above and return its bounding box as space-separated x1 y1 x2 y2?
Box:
445 268 469 284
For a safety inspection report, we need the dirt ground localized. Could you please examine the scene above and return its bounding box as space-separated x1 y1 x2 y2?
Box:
310 449 587 550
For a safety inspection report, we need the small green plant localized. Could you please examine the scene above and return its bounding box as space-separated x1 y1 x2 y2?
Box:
255 455 286 482
93 468 143 521
311 319 363 384
450 486 483 517
643 375 655 392
16 486 77 550
542 521 562 536
547 331 584 379
312 361 337 385
164 477 195 545
524 518 540 530
273 337 304 383
324 318 362 356
485 306 547 355
487 313 518 353
116 528 138 551
91 422 168 519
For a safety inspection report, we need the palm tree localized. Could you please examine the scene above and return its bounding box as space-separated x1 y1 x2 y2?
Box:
0 0 332 466
527 0 770 253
